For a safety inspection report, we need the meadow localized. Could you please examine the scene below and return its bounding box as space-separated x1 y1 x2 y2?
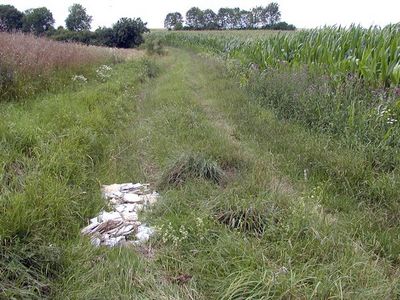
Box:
0 32 140 101
1 27 399 299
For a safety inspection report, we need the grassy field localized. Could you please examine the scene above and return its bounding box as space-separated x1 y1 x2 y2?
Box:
0 32 141 101
1 29 399 298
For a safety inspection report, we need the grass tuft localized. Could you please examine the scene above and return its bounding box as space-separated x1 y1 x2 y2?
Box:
159 153 226 188
143 35 167 56
212 189 282 236
215 206 272 235
0 236 62 299
137 57 161 81
1 160 26 193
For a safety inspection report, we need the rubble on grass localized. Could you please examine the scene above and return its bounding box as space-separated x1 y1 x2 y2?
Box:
81 183 158 247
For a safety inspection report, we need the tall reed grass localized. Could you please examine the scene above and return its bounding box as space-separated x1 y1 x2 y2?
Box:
0 32 140 100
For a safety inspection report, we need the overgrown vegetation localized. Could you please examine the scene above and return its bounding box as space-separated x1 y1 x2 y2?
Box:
152 26 400 177
0 32 139 101
1 5 400 297
1 37 399 298
143 35 166 55
142 49 399 298
0 55 160 298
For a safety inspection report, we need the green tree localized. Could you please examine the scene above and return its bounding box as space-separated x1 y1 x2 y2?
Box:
112 18 149 48
164 12 183 30
239 10 253 29
265 2 281 25
251 6 265 28
231 8 242 29
22 7 54 35
251 3 282 28
217 8 236 29
0 5 24 32
65 3 92 31
203 9 218 29
186 7 204 29
94 26 115 47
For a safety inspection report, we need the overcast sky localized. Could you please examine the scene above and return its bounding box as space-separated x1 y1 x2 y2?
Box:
3 0 400 29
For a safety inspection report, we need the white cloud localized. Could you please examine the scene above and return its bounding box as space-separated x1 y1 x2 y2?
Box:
4 0 400 29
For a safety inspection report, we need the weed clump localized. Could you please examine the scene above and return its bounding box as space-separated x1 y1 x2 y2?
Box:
1 160 25 193
137 57 160 81
144 36 166 56
159 153 225 188
215 204 278 235
0 237 62 298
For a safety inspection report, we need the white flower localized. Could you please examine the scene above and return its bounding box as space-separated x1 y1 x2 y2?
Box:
195 217 204 228
96 65 113 81
387 117 397 125
377 106 397 125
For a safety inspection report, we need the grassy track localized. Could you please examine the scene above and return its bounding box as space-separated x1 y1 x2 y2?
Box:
1 48 399 298
139 48 399 299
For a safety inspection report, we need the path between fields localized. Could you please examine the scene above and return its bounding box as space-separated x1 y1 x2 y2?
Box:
94 48 397 299
135 48 299 203
160 49 296 196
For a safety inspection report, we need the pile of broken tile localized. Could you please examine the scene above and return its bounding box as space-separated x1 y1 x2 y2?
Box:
81 183 158 247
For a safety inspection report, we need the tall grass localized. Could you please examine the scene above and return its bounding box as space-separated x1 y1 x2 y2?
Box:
137 49 399 299
0 56 157 298
0 32 140 100
151 26 400 172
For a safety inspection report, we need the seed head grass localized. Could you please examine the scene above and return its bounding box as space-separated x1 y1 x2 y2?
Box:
0 32 141 100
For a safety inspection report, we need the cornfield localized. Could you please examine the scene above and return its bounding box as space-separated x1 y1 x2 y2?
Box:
157 25 400 87
150 26 400 171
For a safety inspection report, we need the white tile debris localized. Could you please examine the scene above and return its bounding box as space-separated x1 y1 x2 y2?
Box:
81 183 159 247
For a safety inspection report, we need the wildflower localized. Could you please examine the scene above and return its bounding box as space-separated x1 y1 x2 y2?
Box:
179 225 189 241
195 217 203 228
96 65 112 81
378 105 398 125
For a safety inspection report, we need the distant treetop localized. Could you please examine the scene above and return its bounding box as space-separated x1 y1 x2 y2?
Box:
164 12 183 30
164 3 295 31
22 7 55 35
65 3 93 31
0 5 24 32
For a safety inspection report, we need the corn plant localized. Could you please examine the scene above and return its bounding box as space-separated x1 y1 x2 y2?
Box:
154 25 400 87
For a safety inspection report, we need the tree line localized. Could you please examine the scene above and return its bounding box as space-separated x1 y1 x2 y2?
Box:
165 3 295 31
0 4 148 48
